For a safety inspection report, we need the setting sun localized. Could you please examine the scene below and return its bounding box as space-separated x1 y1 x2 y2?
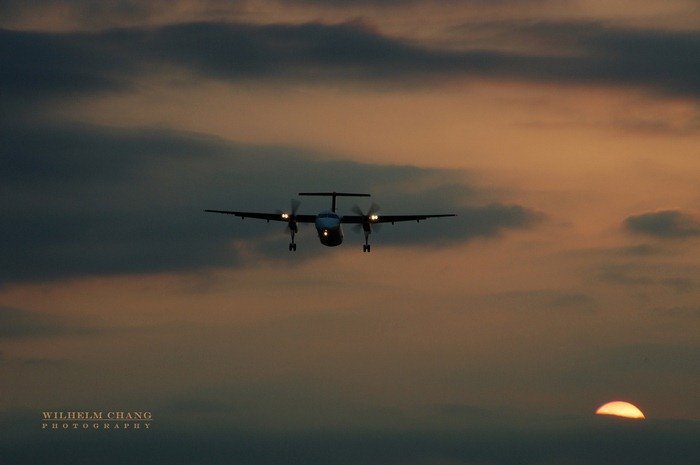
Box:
595 401 646 420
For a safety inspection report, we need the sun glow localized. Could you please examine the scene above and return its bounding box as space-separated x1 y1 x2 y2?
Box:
595 401 645 419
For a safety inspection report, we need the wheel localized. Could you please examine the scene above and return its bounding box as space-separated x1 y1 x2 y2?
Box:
366 244 371 253
292 244 297 251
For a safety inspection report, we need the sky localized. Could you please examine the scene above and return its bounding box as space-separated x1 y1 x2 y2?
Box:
1 0 699 463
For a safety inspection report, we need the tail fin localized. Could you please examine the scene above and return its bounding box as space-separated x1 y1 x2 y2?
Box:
298 192 370 212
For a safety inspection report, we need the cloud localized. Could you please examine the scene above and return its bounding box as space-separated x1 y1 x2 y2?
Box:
0 28 132 111
340 202 539 248
592 343 700 376
2 19 698 110
480 289 598 314
565 243 669 260
547 342 700 401
624 210 700 238
1 411 699 465
598 263 695 292
0 0 561 28
0 306 92 338
613 244 664 257
0 120 537 284
652 305 700 319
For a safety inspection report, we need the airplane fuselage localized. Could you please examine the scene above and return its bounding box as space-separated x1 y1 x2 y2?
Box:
315 211 343 246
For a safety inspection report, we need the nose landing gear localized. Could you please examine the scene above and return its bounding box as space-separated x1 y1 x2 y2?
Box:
362 229 371 253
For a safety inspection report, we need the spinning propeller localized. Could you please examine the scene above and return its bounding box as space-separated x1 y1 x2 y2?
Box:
277 199 300 250
351 202 382 233
352 203 381 252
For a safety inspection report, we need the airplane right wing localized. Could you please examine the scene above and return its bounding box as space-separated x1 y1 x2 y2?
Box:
341 214 456 224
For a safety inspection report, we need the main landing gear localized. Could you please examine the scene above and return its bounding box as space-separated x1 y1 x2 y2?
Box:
362 229 371 253
284 199 300 252
289 230 297 251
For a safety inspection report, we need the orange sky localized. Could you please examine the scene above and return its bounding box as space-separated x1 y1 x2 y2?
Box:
1 1 699 463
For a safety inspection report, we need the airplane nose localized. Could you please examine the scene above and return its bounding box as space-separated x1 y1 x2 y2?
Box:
316 217 340 229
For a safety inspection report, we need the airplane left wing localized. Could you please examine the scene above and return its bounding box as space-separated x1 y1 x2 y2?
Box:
204 210 317 223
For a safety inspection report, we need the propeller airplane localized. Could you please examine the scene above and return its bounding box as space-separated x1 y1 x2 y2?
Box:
205 191 456 252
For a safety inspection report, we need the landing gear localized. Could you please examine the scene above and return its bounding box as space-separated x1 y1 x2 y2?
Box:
289 229 297 251
362 229 371 252
363 244 371 253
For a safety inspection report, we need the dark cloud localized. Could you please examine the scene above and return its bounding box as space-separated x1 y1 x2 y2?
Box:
1 410 699 465
0 120 537 284
0 28 132 111
479 20 700 96
0 0 162 21
482 289 598 314
0 0 554 23
611 115 700 136
292 0 551 6
592 343 700 376
652 305 700 319
344 202 539 248
2 19 698 111
434 403 506 423
598 263 695 292
0 306 91 338
549 343 700 397
565 243 668 260
624 210 700 238
613 244 664 257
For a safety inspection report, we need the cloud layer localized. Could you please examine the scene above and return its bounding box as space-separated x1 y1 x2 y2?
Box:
0 120 537 283
0 306 89 338
2 412 699 465
2 5 700 464
3 19 698 110
624 210 700 238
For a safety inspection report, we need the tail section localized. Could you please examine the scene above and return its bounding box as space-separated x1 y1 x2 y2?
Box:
298 192 370 212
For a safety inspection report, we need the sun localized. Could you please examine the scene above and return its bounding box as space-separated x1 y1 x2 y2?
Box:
595 401 645 419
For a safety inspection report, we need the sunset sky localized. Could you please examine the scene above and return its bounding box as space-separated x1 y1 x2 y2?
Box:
1 1 699 463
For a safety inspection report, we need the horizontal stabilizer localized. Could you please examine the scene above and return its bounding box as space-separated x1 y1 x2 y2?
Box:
299 191 370 212
298 192 370 197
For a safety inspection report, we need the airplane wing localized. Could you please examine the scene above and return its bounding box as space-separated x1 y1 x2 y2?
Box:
341 214 456 224
204 210 317 223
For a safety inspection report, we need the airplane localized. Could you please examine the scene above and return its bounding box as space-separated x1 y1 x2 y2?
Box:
205 191 456 252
